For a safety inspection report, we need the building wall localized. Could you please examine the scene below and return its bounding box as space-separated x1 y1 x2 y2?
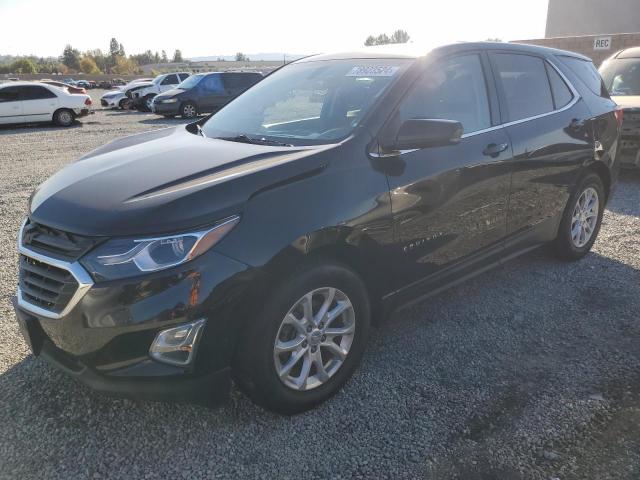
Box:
546 0 640 37
513 32 640 66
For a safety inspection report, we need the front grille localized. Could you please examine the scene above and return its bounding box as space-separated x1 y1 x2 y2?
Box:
21 220 98 261
19 255 79 314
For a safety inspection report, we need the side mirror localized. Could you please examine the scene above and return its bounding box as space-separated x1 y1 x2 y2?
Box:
383 118 463 151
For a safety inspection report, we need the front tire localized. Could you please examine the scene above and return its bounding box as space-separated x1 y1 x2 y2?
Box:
53 109 74 127
141 94 155 112
554 173 605 260
181 101 197 119
234 262 370 414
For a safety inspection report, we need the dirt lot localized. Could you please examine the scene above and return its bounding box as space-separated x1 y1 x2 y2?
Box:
0 93 639 479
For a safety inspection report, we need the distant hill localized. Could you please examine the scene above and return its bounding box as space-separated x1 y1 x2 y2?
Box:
188 53 307 62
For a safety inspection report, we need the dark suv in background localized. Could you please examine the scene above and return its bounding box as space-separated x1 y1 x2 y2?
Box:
152 72 263 118
600 46 640 168
14 42 619 414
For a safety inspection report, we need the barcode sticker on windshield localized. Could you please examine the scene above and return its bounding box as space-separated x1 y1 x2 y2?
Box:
346 65 399 77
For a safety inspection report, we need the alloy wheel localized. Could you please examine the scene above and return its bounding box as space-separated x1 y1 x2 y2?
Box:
571 186 599 248
273 287 356 391
183 104 196 118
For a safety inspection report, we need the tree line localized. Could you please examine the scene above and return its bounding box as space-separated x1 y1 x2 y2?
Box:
364 29 410 46
0 38 184 75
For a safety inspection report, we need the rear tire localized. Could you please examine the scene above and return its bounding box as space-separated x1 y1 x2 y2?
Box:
233 262 370 414
181 102 197 119
53 109 74 127
554 173 605 261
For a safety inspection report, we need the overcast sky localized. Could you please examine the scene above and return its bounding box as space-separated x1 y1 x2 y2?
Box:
0 0 549 58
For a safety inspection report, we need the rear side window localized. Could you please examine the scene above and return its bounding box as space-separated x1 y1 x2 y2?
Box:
0 86 19 102
545 63 573 108
492 53 554 122
19 86 57 100
223 73 260 90
397 54 491 134
161 74 178 85
178 73 189 81
561 56 609 98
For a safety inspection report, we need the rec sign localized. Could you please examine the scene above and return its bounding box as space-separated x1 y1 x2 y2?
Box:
594 36 612 50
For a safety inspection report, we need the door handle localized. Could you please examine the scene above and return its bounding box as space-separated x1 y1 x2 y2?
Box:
483 143 509 158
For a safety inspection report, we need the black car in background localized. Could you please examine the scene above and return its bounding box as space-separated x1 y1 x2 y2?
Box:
14 42 620 414
152 71 262 118
600 46 640 168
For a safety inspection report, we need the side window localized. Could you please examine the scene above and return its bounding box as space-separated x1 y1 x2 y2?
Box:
19 86 57 101
203 74 224 94
179 73 189 81
561 56 609 98
545 63 573 109
0 87 19 103
161 74 178 85
492 53 554 122
397 54 491 134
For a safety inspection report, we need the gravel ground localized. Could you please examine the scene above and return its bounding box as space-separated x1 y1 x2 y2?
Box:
0 93 639 479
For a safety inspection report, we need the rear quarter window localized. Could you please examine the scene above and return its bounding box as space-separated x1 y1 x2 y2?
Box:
560 56 610 98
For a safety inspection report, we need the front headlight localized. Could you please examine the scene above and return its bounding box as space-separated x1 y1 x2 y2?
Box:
81 216 239 281
160 98 178 103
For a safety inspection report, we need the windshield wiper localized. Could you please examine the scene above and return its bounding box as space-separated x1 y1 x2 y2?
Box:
196 125 207 138
217 134 292 147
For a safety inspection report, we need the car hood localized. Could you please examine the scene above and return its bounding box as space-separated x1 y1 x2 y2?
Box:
612 95 640 109
127 82 154 92
29 126 332 237
157 88 186 99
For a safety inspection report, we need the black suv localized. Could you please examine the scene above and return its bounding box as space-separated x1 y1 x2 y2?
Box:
600 46 640 168
152 72 263 118
14 42 620 414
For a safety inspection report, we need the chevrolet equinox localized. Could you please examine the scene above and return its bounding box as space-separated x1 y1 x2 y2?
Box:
14 42 620 414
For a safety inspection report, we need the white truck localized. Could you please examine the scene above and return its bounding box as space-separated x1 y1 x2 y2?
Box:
125 72 191 111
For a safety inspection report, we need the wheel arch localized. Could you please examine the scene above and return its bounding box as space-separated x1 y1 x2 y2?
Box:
52 107 75 124
583 160 612 202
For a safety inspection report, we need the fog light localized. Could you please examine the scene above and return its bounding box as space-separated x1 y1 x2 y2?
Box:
149 319 206 366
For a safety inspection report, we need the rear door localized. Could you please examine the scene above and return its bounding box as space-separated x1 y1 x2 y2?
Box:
383 52 513 291
488 52 594 249
0 86 22 124
19 85 59 122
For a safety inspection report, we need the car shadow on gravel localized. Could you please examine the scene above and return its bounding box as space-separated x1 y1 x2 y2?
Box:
1 246 639 479
0 122 84 135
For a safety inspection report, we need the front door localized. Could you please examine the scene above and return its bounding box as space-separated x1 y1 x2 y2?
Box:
200 74 230 112
382 53 513 292
0 86 22 124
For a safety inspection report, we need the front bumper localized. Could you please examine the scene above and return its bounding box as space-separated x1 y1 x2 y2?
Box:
14 247 261 405
73 108 93 118
152 101 180 115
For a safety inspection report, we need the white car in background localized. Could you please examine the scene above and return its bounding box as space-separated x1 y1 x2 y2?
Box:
125 72 190 111
0 81 92 126
100 78 153 109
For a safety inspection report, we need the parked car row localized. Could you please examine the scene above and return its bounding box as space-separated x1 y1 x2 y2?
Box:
99 71 263 118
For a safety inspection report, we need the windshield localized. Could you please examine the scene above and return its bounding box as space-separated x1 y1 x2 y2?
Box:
152 75 164 85
177 74 204 90
202 59 411 145
600 58 640 96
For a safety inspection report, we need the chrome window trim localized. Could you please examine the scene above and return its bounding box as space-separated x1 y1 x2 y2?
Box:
371 57 582 157
16 219 94 320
